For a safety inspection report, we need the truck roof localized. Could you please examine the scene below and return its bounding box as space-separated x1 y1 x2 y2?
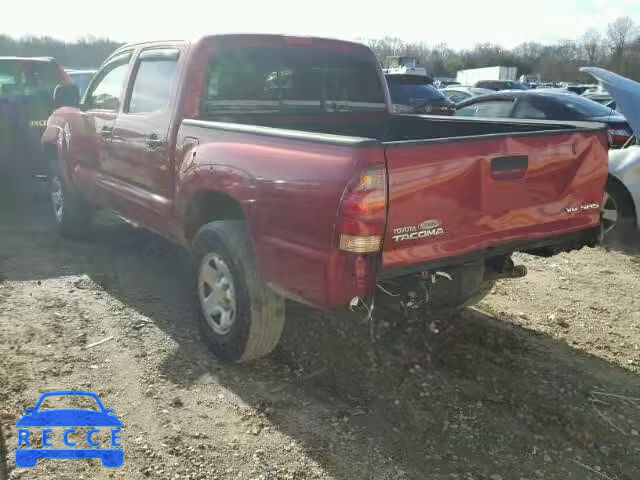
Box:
111 34 370 57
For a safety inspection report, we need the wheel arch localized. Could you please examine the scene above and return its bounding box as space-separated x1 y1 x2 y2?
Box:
183 189 247 242
607 173 638 223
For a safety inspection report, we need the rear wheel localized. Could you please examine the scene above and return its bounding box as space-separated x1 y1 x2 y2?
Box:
192 220 285 363
49 161 94 238
602 177 636 243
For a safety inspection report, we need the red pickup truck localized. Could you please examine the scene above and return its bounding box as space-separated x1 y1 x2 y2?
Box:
42 35 607 363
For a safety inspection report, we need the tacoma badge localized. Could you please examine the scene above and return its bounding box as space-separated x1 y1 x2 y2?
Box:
393 220 445 243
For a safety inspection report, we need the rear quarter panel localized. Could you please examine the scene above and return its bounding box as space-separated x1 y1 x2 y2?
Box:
176 124 374 307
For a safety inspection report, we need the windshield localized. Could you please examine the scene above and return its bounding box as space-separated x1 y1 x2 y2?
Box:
387 76 448 104
0 60 61 96
201 46 386 116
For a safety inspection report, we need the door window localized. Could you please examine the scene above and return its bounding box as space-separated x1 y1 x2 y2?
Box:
127 50 179 113
85 53 132 111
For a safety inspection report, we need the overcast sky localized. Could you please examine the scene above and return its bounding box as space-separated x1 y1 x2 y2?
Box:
3 0 639 49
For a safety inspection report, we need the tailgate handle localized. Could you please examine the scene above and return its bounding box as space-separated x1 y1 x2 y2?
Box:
491 155 528 181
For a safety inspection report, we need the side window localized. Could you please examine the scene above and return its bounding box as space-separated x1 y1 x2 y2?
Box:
513 100 547 119
456 100 514 118
86 54 131 111
127 50 179 114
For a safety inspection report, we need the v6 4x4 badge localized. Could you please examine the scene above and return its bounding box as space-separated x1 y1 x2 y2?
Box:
392 220 445 243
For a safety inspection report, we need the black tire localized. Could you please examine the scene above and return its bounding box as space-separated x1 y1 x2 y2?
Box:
603 177 636 244
49 160 94 238
192 220 285 363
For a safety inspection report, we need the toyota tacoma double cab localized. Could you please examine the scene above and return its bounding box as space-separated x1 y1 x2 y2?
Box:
42 35 608 362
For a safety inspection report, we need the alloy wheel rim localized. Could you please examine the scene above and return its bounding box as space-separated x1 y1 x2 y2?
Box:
198 253 237 336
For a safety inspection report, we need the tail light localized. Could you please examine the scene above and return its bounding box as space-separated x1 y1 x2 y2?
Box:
337 164 387 254
608 128 631 147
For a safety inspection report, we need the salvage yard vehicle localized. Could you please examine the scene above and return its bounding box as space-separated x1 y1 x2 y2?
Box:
441 86 493 103
581 67 640 241
43 34 608 363
455 90 633 148
65 68 98 96
386 73 456 114
0 56 72 177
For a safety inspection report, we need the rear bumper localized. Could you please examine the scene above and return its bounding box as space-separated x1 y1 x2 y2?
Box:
319 227 600 310
378 227 601 279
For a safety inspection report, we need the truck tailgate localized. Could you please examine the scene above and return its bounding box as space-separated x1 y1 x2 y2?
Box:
382 131 608 271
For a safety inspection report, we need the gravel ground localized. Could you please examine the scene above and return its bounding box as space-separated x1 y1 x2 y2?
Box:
0 182 639 480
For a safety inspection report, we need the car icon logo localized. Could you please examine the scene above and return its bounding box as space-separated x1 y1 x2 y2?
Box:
15 391 124 468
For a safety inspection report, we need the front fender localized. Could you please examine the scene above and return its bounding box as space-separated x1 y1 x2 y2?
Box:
42 108 79 181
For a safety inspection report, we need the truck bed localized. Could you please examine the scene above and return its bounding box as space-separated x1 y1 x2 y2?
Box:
197 112 602 144
183 113 607 297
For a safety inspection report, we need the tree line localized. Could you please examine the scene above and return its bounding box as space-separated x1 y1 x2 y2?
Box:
0 35 122 69
0 17 638 82
366 16 640 82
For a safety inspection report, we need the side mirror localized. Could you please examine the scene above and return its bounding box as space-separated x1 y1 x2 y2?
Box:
53 83 80 108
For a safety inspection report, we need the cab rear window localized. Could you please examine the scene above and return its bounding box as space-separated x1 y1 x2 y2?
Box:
200 46 386 116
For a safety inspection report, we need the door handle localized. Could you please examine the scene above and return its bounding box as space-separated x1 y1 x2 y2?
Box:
145 133 164 149
100 125 113 138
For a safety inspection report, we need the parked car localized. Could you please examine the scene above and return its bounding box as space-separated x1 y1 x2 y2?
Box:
441 86 493 103
0 56 71 177
474 80 529 91
386 74 456 115
455 90 632 148
65 69 97 96
581 67 640 241
43 35 607 363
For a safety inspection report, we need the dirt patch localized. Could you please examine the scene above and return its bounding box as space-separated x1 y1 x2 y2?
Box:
0 182 639 479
